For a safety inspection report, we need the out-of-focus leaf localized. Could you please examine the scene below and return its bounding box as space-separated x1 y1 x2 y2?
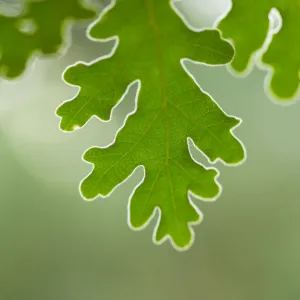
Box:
0 0 96 78
218 0 300 100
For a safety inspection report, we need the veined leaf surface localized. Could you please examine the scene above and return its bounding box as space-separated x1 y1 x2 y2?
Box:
57 0 245 250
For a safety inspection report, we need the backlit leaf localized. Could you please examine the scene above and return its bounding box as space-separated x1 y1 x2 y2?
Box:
57 0 245 250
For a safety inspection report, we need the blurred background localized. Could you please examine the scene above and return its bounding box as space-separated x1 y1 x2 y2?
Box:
1 0 300 299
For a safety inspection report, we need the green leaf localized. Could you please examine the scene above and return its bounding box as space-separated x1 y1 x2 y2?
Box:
217 0 299 100
0 0 96 78
57 0 245 250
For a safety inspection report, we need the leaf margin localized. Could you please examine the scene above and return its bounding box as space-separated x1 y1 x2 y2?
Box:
56 0 247 251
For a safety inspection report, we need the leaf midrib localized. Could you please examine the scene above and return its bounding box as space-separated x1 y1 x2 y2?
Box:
146 0 179 230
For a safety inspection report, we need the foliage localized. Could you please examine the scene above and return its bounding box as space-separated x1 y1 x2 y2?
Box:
57 0 245 249
217 0 300 101
0 0 95 78
4 0 297 250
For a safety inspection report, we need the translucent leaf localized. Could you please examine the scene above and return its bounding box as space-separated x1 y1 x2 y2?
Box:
57 0 245 250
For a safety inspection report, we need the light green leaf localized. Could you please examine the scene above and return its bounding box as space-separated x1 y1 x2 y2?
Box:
217 0 300 100
57 0 245 250
0 0 96 78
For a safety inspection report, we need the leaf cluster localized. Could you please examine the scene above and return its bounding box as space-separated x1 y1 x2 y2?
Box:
1 0 297 250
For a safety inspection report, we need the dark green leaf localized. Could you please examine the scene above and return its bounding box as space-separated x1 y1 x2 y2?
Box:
0 0 96 78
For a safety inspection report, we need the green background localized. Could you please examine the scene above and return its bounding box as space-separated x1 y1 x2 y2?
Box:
1 0 300 299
